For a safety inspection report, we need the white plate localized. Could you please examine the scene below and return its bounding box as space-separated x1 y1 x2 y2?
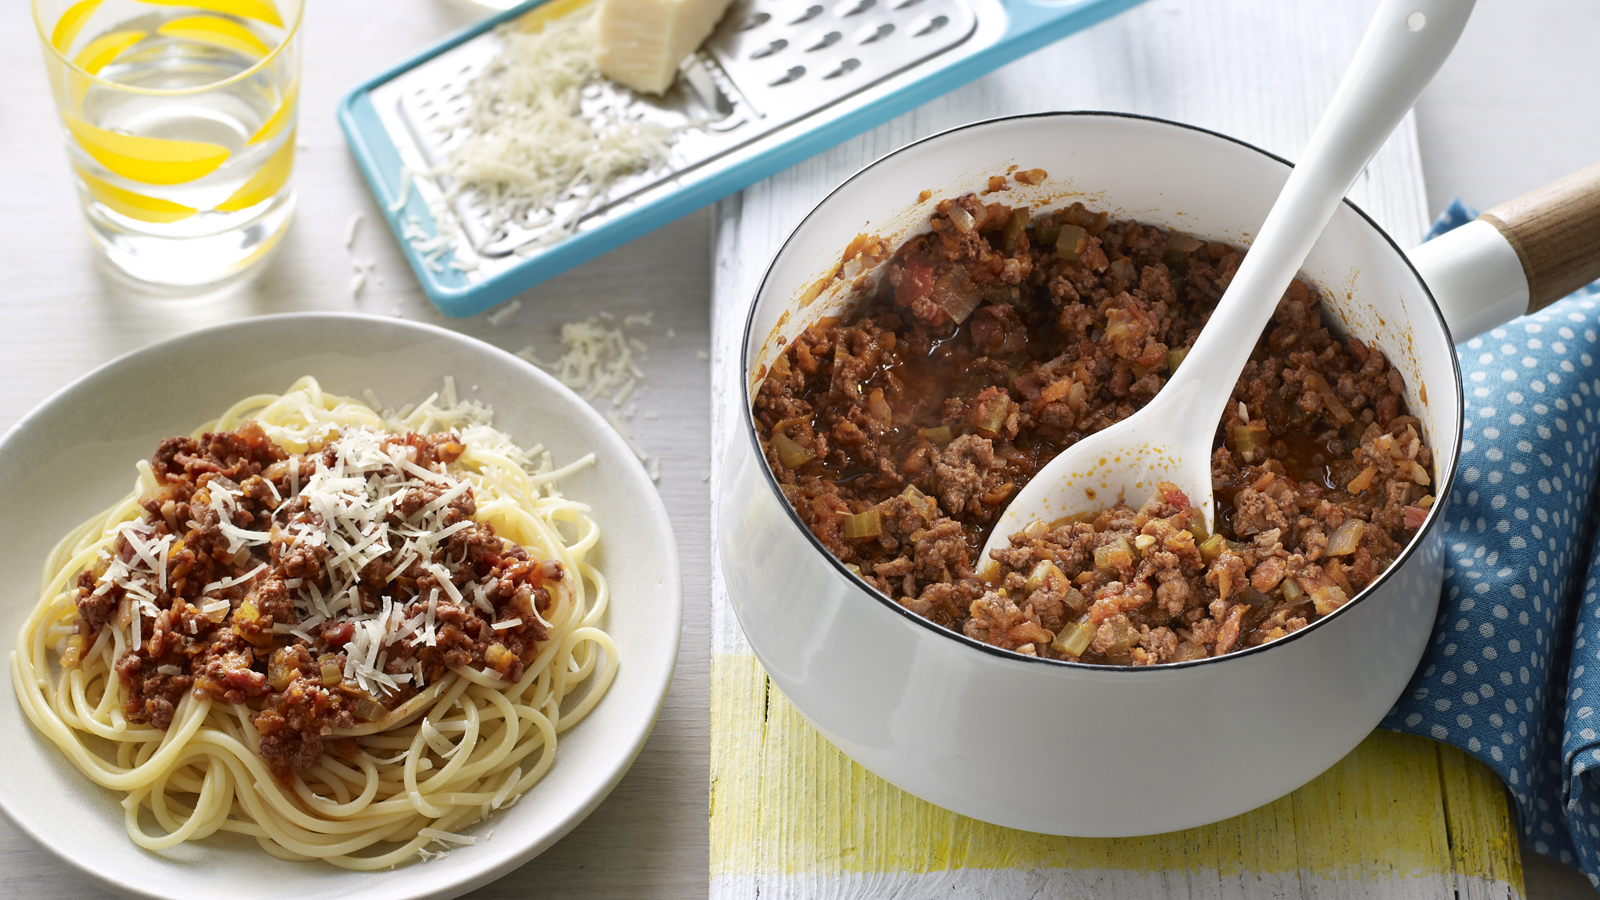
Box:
0 313 682 900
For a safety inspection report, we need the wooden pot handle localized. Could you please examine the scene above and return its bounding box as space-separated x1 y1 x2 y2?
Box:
1479 161 1600 313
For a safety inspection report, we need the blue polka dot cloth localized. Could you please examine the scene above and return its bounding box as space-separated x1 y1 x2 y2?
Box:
1380 199 1600 884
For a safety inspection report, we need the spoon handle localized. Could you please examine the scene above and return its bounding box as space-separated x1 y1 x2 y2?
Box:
1175 0 1474 439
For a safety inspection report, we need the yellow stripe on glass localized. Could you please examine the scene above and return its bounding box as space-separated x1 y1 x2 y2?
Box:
156 16 269 58
72 29 145 75
217 137 292 211
74 166 197 223
51 0 105 51
710 653 1525 894
138 0 284 28
63 116 229 185
248 79 296 145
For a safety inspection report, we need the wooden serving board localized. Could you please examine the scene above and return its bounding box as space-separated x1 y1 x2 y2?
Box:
706 1 1523 897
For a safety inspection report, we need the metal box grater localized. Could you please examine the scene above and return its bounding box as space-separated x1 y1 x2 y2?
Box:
339 0 1148 317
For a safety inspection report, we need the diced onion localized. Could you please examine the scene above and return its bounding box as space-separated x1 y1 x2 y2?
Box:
1167 233 1205 253
1407 460 1432 486
947 203 975 233
867 388 892 425
933 278 981 324
901 485 938 519
1281 577 1306 605
1167 346 1189 372
771 432 815 469
972 394 1012 438
1346 465 1379 494
1306 372 1353 424
1326 520 1365 556
921 425 953 446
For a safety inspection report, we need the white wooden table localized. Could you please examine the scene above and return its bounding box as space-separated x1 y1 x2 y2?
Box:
0 0 1596 897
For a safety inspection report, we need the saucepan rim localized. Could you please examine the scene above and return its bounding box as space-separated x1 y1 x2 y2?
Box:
738 109 1466 673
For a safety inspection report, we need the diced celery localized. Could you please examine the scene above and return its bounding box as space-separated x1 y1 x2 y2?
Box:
267 648 298 691
1230 420 1270 461
1167 346 1189 372
1055 224 1088 261
1093 536 1134 570
1002 207 1029 249
1052 620 1095 657
1026 559 1067 593
842 508 883 540
352 694 386 723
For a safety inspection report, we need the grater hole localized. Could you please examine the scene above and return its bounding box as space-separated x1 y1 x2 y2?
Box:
770 65 806 85
857 21 893 43
739 11 771 30
791 5 823 23
751 38 788 58
806 31 842 51
824 58 861 78
835 0 874 15
892 0 922 8
913 14 948 36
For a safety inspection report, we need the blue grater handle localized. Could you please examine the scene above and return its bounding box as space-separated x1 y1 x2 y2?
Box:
338 0 1150 318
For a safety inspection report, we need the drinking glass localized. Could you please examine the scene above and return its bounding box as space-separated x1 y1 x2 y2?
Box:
32 0 303 286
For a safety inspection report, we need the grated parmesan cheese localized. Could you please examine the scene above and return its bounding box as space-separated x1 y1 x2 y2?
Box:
418 827 476 847
439 8 673 247
485 299 521 327
516 313 648 404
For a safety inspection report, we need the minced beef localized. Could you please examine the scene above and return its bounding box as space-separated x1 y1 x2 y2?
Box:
754 183 1435 665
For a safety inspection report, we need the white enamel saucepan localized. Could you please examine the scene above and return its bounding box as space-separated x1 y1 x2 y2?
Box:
717 111 1600 836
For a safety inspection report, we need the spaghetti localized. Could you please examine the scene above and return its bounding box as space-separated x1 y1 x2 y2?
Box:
10 377 618 868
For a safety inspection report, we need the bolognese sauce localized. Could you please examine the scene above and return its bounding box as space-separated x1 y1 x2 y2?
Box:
74 423 559 779
754 183 1434 665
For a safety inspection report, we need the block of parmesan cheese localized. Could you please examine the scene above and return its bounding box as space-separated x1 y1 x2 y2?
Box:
595 0 735 95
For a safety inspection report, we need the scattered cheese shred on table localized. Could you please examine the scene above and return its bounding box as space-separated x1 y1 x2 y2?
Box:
444 8 673 244
517 312 648 404
519 312 665 482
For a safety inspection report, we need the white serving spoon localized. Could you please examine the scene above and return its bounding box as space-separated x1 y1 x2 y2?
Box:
979 0 1476 567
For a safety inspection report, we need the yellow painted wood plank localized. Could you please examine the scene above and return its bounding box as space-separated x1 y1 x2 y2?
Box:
1439 740 1526 897
709 654 769 876
711 652 1525 895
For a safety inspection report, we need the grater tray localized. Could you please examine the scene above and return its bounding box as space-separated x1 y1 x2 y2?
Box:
392 0 978 258
340 0 1149 317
